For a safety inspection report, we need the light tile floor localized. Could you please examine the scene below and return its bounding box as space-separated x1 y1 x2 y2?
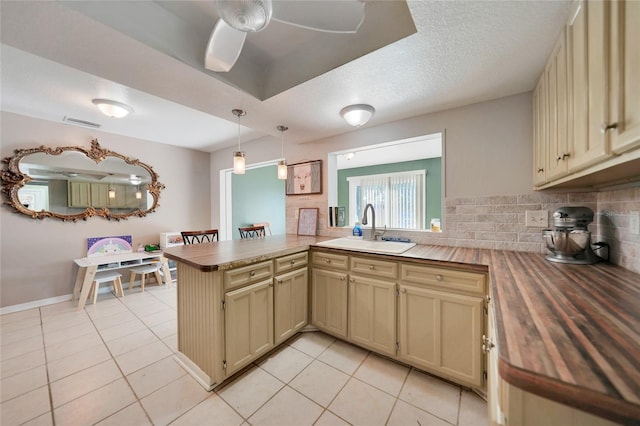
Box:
0 285 488 426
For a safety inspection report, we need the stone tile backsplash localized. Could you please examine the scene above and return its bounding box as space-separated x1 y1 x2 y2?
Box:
290 186 640 274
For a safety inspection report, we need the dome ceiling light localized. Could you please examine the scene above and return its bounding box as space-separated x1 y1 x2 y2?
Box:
92 99 133 118
340 104 375 127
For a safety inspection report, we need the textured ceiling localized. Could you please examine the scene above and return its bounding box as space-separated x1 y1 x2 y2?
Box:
0 0 572 152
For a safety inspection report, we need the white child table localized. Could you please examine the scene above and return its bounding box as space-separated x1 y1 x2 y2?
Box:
72 252 172 310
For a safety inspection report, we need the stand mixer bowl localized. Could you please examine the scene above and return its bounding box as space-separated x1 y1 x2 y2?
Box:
543 229 591 257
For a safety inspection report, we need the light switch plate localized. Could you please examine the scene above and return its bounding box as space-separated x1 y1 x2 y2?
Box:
630 211 640 235
525 210 548 227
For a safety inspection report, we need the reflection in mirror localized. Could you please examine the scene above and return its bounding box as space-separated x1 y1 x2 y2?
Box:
328 132 443 231
1 139 164 221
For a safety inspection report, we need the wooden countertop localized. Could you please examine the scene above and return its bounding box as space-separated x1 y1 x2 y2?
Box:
164 235 639 424
162 234 331 271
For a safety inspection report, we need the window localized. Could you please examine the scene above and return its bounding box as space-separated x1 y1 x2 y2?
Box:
347 170 425 229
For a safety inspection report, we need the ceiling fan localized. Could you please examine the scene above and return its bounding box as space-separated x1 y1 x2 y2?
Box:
205 0 366 72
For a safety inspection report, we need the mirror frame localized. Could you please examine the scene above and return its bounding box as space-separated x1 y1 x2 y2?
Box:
1 139 165 222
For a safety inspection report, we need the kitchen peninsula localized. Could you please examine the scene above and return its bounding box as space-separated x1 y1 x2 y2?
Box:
163 235 640 425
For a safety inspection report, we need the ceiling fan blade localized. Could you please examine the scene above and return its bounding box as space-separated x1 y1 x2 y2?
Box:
204 19 247 72
272 0 365 34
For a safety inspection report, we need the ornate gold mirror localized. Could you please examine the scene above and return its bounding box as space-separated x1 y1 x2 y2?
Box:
1 139 165 221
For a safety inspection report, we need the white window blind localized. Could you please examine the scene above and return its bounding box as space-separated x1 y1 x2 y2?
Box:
348 170 425 229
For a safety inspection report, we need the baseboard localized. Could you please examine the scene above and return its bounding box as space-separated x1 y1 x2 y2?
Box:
175 352 216 391
0 294 73 315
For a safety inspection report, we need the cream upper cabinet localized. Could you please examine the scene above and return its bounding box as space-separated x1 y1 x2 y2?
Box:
68 181 92 207
567 0 611 172
274 267 308 345
533 75 548 186
609 0 640 154
534 0 640 189
224 278 274 376
348 274 397 356
545 28 570 181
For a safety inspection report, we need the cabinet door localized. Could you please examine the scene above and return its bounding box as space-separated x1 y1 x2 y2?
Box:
224 279 274 376
567 0 611 171
67 181 92 207
398 284 440 370
545 29 570 180
399 285 484 388
311 268 348 338
274 268 308 345
439 291 484 388
533 75 548 186
348 275 396 356
609 0 640 154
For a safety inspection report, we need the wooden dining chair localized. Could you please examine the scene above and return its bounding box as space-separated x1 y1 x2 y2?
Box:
239 225 266 239
181 229 219 244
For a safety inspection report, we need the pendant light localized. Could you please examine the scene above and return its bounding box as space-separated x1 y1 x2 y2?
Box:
232 109 247 174
108 174 116 199
135 185 142 200
277 125 288 180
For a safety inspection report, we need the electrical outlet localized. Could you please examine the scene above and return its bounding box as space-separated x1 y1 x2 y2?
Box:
525 210 548 227
630 211 640 235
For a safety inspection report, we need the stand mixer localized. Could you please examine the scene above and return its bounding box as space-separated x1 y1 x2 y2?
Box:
542 206 609 265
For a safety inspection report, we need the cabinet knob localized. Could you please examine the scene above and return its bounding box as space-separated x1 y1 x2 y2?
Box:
400 288 406 294
436 274 443 281
340 276 345 281
277 279 282 285
482 342 495 353
250 271 256 277
369 265 375 271
290 260 296 265
601 122 618 133
537 168 544 173
325 259 331 264
349 278 354 283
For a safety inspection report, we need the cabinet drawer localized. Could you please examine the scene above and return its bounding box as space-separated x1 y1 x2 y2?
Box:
274 251 308 274
224 261 273 291
311 251 349 270
400 264 485 295
350 256 397 279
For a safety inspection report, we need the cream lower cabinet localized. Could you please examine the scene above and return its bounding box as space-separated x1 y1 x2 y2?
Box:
224 278 274 376
311 268 348 338
486 295 617 426
399 264 486 388
310 250 487 390
348 274 396 356
274 267 308 345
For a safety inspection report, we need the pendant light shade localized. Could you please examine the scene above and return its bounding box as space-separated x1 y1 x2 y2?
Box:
340 104 375 127
108 187 116 199
135 186 142 199
277 125 288 180
234 151 246 174
232 109 246 174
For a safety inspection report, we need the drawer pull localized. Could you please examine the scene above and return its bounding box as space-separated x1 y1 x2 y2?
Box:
436 274 443 281
290 260 296 265
325 259 331 264
369 265 375 271
250 271 256 277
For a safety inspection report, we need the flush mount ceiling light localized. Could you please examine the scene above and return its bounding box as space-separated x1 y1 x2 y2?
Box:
340 104 375 127
232 109 247 175
276 125 289 180
92 99 134 118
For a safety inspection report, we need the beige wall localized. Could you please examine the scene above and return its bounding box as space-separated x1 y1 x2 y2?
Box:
0 112 211 308
210 92 639 274
210 92 536 233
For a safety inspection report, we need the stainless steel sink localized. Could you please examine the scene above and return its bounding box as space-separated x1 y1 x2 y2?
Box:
315 237 416 254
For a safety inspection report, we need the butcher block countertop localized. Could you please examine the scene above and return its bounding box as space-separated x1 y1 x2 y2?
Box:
163 235 640 424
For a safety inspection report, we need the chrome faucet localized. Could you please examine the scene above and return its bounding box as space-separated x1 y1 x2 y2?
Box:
361 203 386 240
